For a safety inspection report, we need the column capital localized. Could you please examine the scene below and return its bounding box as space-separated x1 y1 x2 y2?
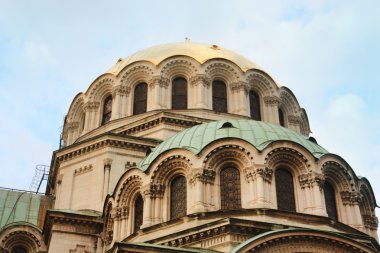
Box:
113 85 130 96
103 158 113 169
189 168 216 185
245 165 273 183
340 191 361 205
298 172 324 189
149 76 170 88
189 74 211 87
263 96 280 106
84 101 100 111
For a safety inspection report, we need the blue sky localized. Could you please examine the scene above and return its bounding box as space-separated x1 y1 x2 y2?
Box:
0 0 379 214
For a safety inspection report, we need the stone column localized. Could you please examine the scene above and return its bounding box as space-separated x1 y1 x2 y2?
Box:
141 184 153 228
298 172 326 216
189 168 216 213
111 85 131 120
102 159 113 201
148 76 169 110
189 75 211 109
150 184 165 224
245 165 273 208
340 191 363 229
230 81 249 116
288 115 301 133
263 96 280 124
83 102 100 133
54 174 63 209
66 121 80 146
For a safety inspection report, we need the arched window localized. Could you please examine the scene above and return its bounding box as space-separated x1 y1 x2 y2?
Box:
172 77 187 109
278 108 285 127
134 194 144 232
212 80 227 113
12 247 27 253
249 90 261 120
324 181 338 220
170 176 187 219
133 82 148 115
275 168 296 212
101 95 112 125
220 167 241 210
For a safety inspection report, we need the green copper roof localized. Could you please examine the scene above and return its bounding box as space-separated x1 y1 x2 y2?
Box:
138 120 328 171
0 188 51 230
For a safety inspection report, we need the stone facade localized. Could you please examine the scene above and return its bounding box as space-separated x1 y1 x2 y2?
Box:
0 42 378 253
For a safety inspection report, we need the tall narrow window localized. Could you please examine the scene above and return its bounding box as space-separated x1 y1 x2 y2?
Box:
170 176 187 219
279 108 285 127
172 77 187 109
275 168 296 212
324 181 338 220
249 90 261 120
101 95 112 125
133 82 147 115
212 80 227 113
220 167 241 210
134 194 144 232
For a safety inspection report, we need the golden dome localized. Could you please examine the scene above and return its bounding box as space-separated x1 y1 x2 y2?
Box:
107 42 263 75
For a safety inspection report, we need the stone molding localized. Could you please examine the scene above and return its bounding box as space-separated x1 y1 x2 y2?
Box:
112 85 131 96
231 81 249 93
66 121 80 131
142 183 166 198
288 115 301 125
265 147 309 172
149 76 170 88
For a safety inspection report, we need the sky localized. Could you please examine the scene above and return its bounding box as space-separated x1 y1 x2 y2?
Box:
0 0 379 216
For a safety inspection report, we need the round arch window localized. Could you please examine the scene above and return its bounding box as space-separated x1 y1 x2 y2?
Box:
12 247 28 253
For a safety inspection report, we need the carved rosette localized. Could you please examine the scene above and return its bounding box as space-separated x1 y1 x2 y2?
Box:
149 76 170 88
263 96 280 106
189 168 216 185
298 172 324 190
245 166 273 183
340 191 361 205
84 101 100 111
142 184 166 198
113 85 130 96
362 215 379 230
189 75 211 87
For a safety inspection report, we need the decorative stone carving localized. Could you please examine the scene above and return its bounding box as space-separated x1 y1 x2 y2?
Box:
298 172 324 190
189 168 216 185
362 215 379 230
245 166 273 183
69 244 91 253
265 148 309 173
246 72 276 96
66 121 80 131
149 76 170 88
263 96 280 106
321 161 354 191
74 164 93 176
113 85 130 96
204 146 251 171
142 183 166 198
231 81 249 93
288 115 301 125
84 101 100 111
340 191 361 205
189 75 211 87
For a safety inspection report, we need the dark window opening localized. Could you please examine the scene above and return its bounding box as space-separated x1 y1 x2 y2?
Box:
101 95 112 125
133 83 148 115
12 247 27 253
170 176 187 219
279 108 285 127
134 194 144 232
212 80 227 113
249 90 261 120
275 168 296 212
324 181 338 220
172 77 187 109
220 167 241 210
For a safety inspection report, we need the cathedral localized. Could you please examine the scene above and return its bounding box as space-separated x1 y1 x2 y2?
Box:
0 42 379 253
